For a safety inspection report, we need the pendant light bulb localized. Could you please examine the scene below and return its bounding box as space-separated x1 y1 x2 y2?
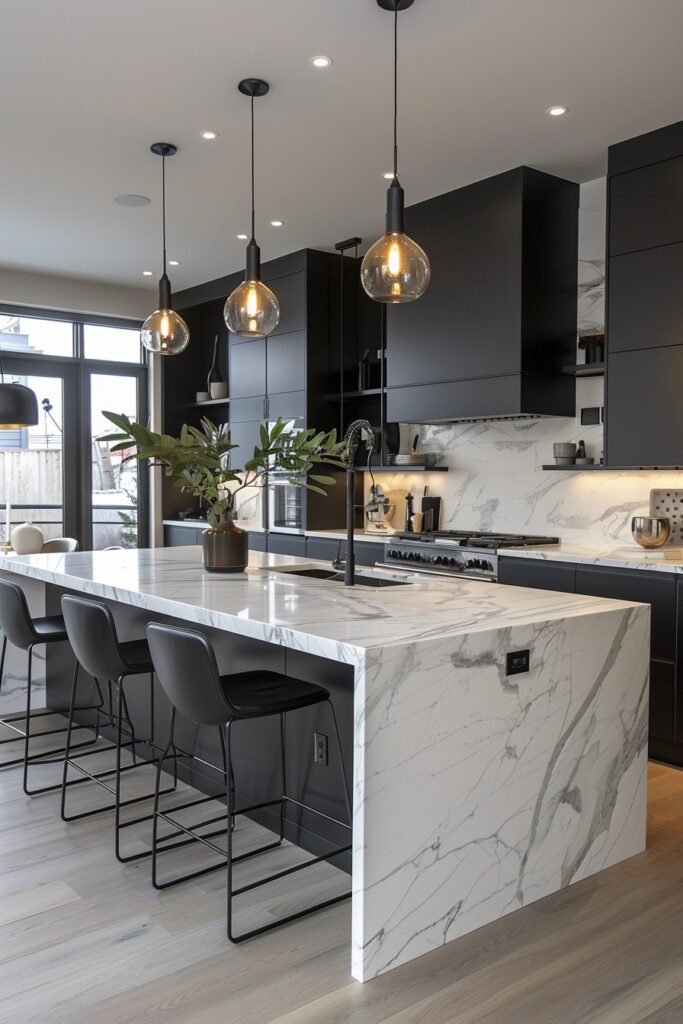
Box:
361 0 430 304
141 143 190 356
224 80 280 339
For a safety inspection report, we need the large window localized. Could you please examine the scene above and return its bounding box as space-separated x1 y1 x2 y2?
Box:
0 309 147 551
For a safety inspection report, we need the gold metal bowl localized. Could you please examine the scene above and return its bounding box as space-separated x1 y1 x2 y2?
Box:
631 516 671 549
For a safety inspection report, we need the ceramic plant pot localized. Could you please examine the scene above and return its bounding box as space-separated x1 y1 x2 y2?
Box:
201 516 248 573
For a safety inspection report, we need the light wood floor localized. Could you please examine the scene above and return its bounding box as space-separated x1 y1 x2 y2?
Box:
2 736 683 1024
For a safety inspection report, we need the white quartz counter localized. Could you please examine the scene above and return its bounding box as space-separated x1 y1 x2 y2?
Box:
0 546 649 983
0 545 644 663
505 542 683 574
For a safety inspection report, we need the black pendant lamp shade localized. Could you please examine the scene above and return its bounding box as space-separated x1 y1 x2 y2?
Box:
224 79 280 339
141 142 190 356
361 0 430 303
0 380 38 429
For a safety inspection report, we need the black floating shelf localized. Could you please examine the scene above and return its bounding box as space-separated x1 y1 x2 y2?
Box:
360 464 448 473
343 388 385 399
562 362 605 378
542 464 683 471
183 398 231 408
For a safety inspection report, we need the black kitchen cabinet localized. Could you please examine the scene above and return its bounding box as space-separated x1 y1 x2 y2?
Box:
499 554 683 766
498 557 576 593
605 119 683 468
229 337 266 399
267 533 307 557
266 331 306 395
574 565 676 662
606 348 683 467
609 155 683 256
164 524 203 546
167 249 344 533
354 541 380 567
385 166 578 422
305 536 343 562
248 531 267 552
608 243 683 354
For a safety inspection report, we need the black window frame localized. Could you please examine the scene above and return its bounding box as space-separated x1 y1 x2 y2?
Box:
0 304 148 549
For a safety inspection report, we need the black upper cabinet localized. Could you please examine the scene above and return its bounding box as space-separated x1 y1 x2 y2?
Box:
605 120 683 467
608 243 683 354
385 166 578 423
229 338 266 399
606 347 683 467
609 155 683 256
261 271 306 337
266 331 306 395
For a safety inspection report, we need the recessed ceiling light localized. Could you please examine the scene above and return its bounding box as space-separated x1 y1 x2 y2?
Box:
310 55 333 69
201 130 218 140
142 270 154 277
270 220 284 227
546 105 568 117
115 194 151 207
236 233 248 240
383 171 395 180
168 259 180 266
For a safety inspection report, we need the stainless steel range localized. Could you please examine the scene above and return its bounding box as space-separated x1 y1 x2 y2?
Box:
381 530 560 581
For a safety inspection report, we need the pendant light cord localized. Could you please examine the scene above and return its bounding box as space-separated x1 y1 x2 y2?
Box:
393 2 398 179
250 95 256 240
161 153 167 276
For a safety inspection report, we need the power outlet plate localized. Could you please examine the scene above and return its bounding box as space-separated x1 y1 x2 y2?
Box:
314 732 328 766
506 650 530 676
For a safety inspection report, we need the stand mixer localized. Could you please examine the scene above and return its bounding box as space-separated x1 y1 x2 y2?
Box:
364 483 399 535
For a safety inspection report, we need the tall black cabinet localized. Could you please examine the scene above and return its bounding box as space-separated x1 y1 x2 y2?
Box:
162 249 346 529
606 120 683 467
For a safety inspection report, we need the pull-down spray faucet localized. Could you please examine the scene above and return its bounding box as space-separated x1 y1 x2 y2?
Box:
340 419 376 586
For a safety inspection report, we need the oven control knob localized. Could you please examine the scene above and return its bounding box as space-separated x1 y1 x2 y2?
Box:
434 555 443 564
482 560 492 572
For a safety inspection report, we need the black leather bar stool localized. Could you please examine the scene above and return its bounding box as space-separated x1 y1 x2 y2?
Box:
146 622 352 943
61 594 173 863
0 578 98 795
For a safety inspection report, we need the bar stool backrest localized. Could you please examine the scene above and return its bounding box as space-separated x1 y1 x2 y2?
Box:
61 594 128 681
41 538 79 553
0 579 39 650
147 622 233 726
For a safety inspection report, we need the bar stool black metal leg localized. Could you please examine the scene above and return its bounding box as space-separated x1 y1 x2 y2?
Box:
279 712 287 843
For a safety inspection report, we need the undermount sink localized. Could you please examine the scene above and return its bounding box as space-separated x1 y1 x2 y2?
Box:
270 567 409 587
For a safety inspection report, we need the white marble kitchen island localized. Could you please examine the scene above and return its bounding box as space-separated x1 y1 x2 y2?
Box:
0 546 649 982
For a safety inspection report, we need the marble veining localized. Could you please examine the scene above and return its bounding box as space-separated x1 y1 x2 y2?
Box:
0 547 649 983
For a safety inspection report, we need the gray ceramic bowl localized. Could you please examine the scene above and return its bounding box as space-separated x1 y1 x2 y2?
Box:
631 516 671 549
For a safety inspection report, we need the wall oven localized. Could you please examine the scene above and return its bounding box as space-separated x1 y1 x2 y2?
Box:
267 473 305 534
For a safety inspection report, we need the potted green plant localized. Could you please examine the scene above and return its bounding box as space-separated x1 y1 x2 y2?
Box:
101 412 346 573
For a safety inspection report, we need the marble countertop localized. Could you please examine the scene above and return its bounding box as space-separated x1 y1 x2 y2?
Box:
0 546 642 663
503 542 683 574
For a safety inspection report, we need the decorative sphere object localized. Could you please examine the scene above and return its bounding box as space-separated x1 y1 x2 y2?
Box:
11 522 45 554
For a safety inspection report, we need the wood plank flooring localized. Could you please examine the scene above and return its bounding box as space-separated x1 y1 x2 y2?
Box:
1 744 683 1024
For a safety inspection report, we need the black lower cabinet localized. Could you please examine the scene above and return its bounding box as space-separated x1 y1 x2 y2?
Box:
267 533 307 557
248 531 267 552
498 556 576 592
306 536 344 562
164 525 203 546
498 556 683 766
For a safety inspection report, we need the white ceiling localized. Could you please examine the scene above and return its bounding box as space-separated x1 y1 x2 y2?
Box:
1 0 683 294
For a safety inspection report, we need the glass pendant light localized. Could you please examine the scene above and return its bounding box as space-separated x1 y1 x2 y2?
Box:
141 142 190 356
361 0 430 304
224 79 280 338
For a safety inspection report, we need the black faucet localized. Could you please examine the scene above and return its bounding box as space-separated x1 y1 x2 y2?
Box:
340 419 376 586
